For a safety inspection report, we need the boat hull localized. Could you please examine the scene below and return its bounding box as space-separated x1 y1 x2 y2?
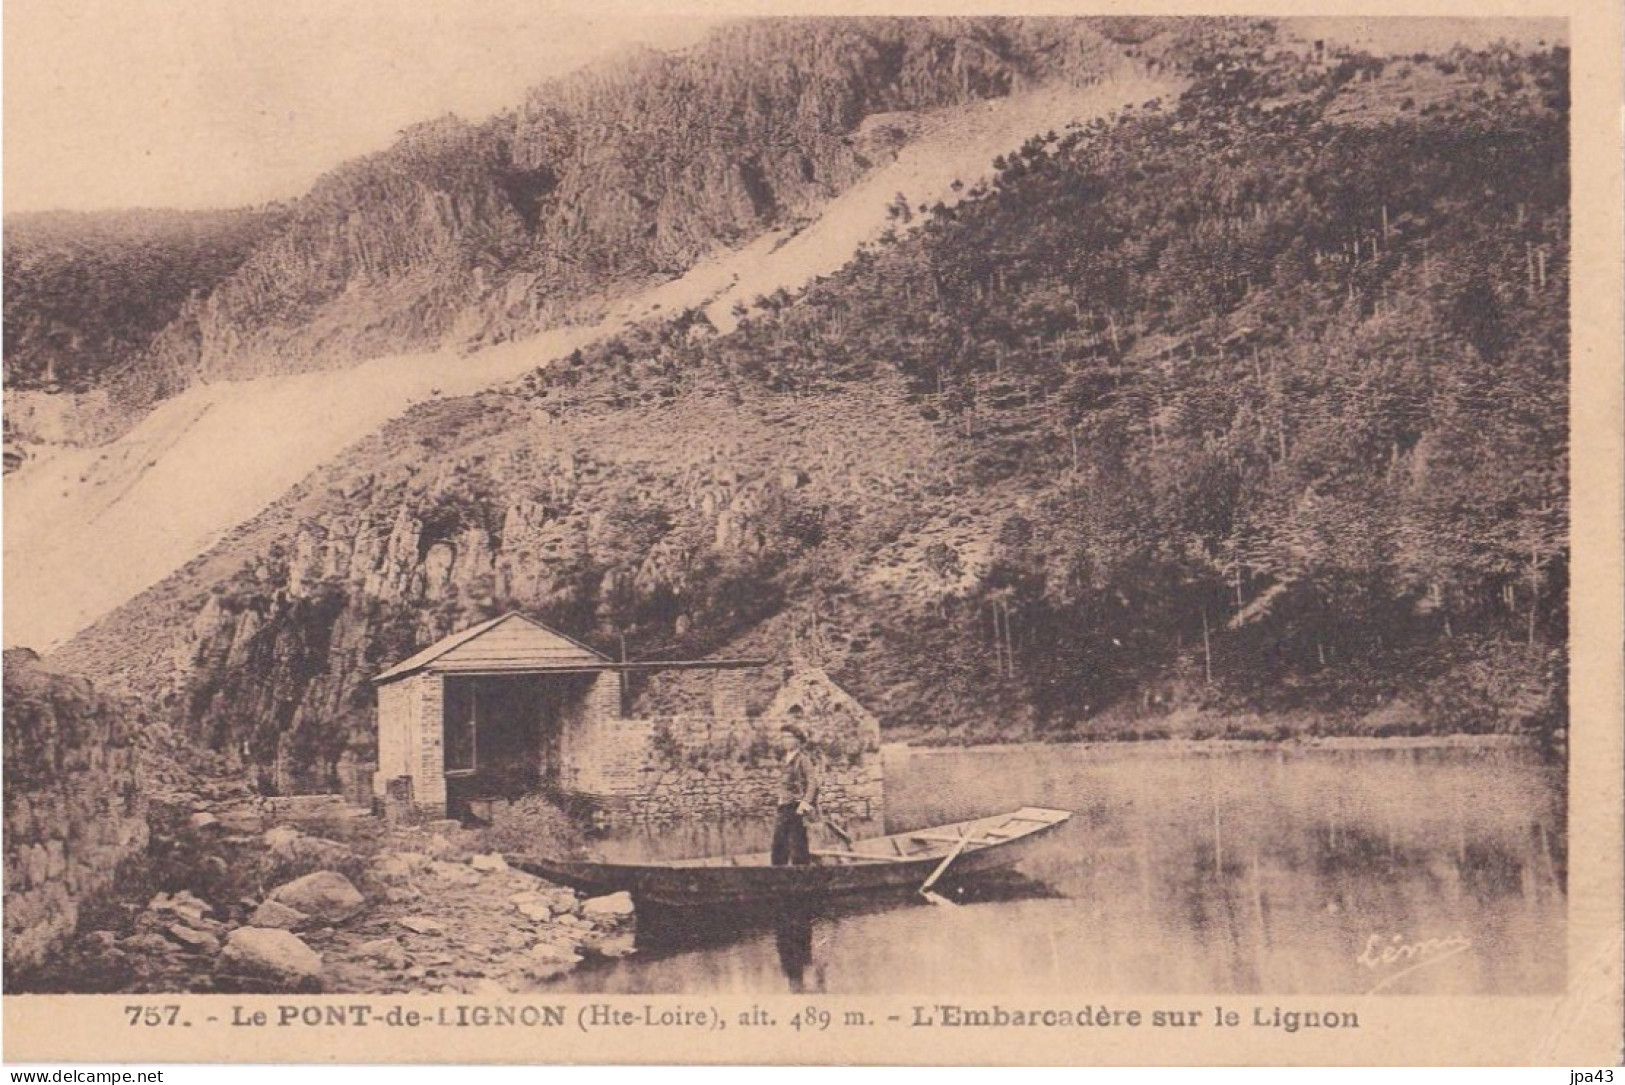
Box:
511 807 1070 909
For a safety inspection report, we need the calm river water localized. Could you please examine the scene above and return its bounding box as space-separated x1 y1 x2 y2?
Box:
552 741 1565 996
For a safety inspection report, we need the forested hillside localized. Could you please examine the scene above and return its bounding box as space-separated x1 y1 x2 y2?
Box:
56 33 1569 792
591 41 1569 733
502 41 1569 736
2 209 279 392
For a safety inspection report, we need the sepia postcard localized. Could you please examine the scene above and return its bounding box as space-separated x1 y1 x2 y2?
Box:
2 0 1620 1067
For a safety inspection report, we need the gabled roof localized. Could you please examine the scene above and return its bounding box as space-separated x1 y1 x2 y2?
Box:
371 612 609 684
766 666 880 726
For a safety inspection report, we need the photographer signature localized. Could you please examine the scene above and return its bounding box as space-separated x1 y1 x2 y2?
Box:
1357 932 1472 994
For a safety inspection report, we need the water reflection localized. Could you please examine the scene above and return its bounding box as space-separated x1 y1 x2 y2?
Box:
551 742 1564 996
626 899 833 993
773 903 818 993
625 871 1067 993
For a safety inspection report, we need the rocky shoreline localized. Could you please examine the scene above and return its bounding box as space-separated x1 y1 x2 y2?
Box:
14 796 632 995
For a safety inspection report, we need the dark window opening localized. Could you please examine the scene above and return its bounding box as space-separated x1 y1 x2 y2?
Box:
442 673 596 808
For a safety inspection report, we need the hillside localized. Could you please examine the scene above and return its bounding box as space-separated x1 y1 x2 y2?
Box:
2 208 281 394
3 65 1171 654
6 18 1125 441
2 209 282 449
53 32 1570 793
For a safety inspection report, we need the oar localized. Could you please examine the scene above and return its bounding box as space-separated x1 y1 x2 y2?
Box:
822 814 855 848
812 806 855 848
919 830 973 907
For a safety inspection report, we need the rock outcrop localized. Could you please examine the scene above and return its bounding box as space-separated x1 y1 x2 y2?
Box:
51 374 954 795
11 792 635 994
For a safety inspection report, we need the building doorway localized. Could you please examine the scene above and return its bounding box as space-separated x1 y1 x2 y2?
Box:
441 672 594 818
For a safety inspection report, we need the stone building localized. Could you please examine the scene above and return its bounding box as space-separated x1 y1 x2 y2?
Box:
371 612 883 823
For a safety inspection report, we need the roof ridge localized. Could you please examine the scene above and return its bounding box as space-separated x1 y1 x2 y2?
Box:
371 611 608 684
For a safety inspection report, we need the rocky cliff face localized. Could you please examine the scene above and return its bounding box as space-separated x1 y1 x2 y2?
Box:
2 209 280 392
50 10 1097 717
3 650 150 976
27 19 1116 429
56 372 957 793
122 120 532 401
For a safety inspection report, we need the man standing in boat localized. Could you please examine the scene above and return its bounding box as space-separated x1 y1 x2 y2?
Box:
772 715 822 866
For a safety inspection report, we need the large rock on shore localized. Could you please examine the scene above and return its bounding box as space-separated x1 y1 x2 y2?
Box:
162 924 221 954
355 937 411 970
218 928 323 987
269 871 364 923
264 828 354 868
249 899 310 930
370 851 430 882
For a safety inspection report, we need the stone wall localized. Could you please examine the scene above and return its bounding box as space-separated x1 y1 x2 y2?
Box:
373 679 413 799
3 651 149 974
606 715 883 824
560 669 884 824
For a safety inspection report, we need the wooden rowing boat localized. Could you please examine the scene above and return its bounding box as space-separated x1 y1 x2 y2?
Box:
509 806 1071 909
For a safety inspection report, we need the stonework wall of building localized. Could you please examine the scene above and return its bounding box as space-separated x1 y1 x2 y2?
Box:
710 669 750 719
606 715 884 824
555 672 647 796
559 671 884 824
3 652 149 974
373 680 413 798
414 674 445 813
374 673 442 815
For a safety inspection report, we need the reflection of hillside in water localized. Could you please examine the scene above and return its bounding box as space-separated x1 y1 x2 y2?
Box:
553 743 1564 997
